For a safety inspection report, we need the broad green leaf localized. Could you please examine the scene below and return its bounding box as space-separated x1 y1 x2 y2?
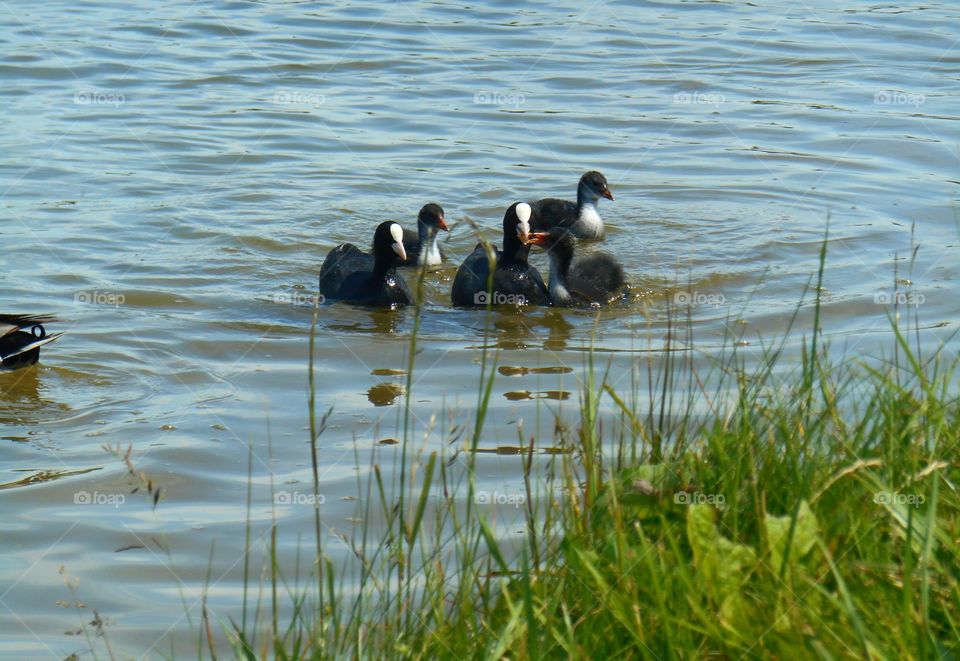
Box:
766 500 819 573
687 504 756 604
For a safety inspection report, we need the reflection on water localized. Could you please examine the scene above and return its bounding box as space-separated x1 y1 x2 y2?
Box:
0 367 71 429
371 368 407 376
0 466 101 491
367 381 405 406
472 445 570 455
321 306 409 335
498 365 575 377
503 390 571 401
462 308 579 351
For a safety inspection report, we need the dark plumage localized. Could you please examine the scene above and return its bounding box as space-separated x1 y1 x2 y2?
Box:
318 221 414 307
529 171 614 241
0 315 62 370
450 202 550 307
526 229 627 307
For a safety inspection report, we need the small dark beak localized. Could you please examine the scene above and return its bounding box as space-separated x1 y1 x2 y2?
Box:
602 188 614 201
437 216 448 231
525 231 550 246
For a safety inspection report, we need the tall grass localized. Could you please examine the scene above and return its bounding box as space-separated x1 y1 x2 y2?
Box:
84 241 958 659
221 242 960 659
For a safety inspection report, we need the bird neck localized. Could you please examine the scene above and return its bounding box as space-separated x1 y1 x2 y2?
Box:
373 251 397 279
418 227 442 266
500 233 529 267
577 201 603 239
576 184 601 209
546 250 573 305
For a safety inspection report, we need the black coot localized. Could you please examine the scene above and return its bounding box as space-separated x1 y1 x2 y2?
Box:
450 202 550 307
529 171 614 241
526 229 627 307
318 221 414 307
0 315 62 370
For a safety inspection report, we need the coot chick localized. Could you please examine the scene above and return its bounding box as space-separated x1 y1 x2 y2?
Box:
318 221 413 307
530 171 614 241
450 202 550 307
401 203 448 266
526 229 627 307
0 315 62 370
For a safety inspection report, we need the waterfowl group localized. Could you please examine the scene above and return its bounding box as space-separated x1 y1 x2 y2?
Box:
0 173 617 371
318 171 626 310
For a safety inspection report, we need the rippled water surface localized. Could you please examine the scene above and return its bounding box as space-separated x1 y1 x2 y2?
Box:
2 0 958 656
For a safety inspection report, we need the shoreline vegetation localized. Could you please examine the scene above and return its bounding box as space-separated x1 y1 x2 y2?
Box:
75 244 958 659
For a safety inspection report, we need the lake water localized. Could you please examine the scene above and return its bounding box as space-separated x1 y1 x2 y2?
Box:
2 0 958 656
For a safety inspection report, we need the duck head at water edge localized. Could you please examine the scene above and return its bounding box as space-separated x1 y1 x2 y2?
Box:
0 315 63 371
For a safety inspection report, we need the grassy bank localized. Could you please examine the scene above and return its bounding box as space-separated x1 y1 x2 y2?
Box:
208 262 957 660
